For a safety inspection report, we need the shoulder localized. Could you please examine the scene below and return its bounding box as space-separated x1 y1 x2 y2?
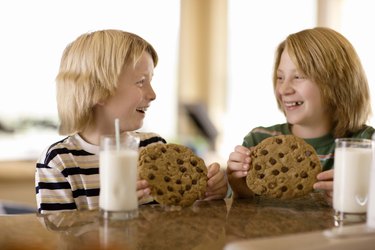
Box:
351 125 375 139
130 132 167 148
38 135 91 166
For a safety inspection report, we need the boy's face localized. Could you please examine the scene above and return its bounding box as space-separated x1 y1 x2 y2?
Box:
98 52 156 133
275 49 330 136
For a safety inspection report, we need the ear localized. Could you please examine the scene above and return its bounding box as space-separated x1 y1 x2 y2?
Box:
96 97 107 106
96 100 105 106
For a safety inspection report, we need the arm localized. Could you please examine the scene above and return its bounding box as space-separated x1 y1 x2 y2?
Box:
204 162 228 200
313 169 333 206
226 145 254 199
35 160 77 214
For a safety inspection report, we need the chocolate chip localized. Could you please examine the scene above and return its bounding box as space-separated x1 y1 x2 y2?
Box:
281 166 289 173
281 186 288 192
190 159 198 166
192 179 197 185
300 171 308 178
276 138 283 144
179 166 187 173
296 156 304 162
176 179 182 184
177 159 184 165
157 189 164 195
179 190 184 195
297 184 303 190
167 186 174 192
164 176 171 182
185 185 191 191
272 169 280 176
310 161 316 169
148 173 155 180
161 147 167 153
269 157 276 165
196 167 204 173
278 152 284 158
261 149 268 155
254 164 262 171
291 144 298 150
258 173 265 179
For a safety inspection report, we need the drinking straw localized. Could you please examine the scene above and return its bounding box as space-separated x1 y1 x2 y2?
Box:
114 118 120 151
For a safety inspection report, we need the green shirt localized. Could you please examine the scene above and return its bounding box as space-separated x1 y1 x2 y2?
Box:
242 123 375 171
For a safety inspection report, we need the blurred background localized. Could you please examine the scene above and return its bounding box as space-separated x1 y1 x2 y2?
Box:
0 0 374 208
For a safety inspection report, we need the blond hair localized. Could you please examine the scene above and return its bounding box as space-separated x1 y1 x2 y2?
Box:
273 27 371 138
56 29 158 135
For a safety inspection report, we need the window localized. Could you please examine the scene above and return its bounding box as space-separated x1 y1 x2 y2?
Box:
0 0 180 160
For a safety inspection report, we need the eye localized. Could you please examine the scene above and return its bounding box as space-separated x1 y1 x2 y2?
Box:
295 74 306 80
136 78 145 87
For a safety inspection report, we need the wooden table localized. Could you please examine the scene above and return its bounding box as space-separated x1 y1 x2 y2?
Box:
0 192 365 250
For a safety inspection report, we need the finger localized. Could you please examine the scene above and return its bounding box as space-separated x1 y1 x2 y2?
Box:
228 151 251 164
234 145 251 155
207 176 227 192
207 162 220 179
137 179 149 190
137 188 151 199
227 170 248 179
313 180 333 191
207 167 224 186
316 169 334 181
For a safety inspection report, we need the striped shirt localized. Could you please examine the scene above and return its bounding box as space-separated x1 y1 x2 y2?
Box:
242 123 375 171
35 132 166 214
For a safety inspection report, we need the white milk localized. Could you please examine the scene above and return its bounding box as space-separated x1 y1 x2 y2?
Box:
333 147 372 213
99 150 138 211
367 138 375 228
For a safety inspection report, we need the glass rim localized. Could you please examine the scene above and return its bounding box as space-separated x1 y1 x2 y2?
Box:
334 138 372 143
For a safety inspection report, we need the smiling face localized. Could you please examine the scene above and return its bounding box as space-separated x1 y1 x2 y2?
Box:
95 51 156 134
275 49 330 138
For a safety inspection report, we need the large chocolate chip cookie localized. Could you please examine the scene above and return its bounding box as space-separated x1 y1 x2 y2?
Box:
138 143 208 207
246 135 322 199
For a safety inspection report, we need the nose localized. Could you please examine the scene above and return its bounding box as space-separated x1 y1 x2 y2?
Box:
277 79 294 96
146 84 156 101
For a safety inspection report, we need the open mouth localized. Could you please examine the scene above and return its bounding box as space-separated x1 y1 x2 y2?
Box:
136 107 148 114
284 101 303 108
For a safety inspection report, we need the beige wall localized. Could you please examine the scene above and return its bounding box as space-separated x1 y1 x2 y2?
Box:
178 0 228 150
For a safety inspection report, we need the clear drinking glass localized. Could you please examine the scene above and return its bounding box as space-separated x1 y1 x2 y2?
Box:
333 138 372 226
99 133 140 220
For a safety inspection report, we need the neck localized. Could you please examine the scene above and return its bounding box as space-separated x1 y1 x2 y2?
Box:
291 123 331 139
79 129 101 146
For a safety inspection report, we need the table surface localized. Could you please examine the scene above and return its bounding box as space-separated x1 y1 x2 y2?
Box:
0 192 341 250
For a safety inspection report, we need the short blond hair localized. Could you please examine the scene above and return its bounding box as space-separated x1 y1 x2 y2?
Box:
273 27 371 138
56 29 158 135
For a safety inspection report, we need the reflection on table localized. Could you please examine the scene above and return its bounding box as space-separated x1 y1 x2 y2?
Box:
0 192 336 250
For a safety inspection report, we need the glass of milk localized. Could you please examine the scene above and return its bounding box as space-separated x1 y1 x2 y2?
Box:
333 138 372 226
99 133 140 220
367 135 375 228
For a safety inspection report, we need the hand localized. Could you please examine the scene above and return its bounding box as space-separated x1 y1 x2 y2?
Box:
313 169 333 206
226 145 254 198
137 179 151 200
227 145 251 178
204 162 228 200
